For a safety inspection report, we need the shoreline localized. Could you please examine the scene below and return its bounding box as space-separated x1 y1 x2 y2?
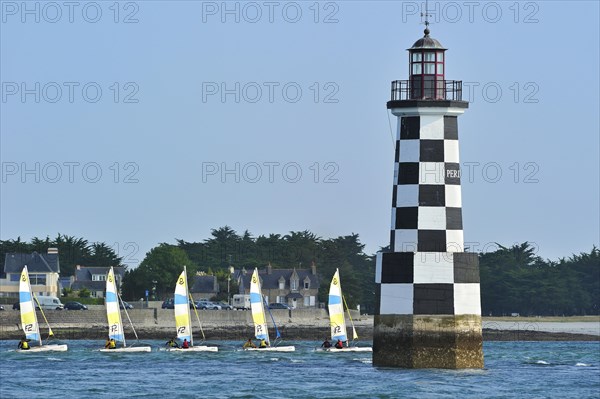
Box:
0 326 598 342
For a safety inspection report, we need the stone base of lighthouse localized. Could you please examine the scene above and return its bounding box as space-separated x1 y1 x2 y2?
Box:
373 250 483 368
373 314 483 368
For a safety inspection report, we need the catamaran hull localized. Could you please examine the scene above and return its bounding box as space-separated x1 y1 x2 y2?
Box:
17 344 68 352
322 347 372 352
167 346 218 352
100 346 151 353
244 346 295 352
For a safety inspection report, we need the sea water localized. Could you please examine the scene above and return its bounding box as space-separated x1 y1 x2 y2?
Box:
0 340 598 398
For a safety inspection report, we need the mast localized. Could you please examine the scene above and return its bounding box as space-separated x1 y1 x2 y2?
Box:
185 266 192 346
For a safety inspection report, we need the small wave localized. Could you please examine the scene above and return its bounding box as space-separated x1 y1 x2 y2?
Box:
535 360 550 365
575 363 591 367
290 359 304 363
47 357 64 362
270 357 279 361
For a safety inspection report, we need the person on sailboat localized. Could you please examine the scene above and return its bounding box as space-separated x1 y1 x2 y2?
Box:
181 339 189 349
18 338 30 350
105 338 117 349
166 338 179 348
259 339 268 348
334 339 344 349
321 338 332 348
243 338 256 349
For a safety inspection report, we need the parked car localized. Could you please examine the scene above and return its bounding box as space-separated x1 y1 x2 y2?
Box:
218 302 233 310
161 298 174 309
268 303 291 310
13 302 40 311
195 300 221 310
120 301 133 310
164 298 196 309
36 295 64 310
64 301 88 310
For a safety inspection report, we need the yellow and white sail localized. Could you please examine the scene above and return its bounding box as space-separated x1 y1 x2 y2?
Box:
328 268 349 342
250 268 269 343
174 267 192 345
19 266 41 345
106 267 125 345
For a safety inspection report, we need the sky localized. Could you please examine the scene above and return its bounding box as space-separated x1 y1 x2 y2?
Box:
1 1 599 268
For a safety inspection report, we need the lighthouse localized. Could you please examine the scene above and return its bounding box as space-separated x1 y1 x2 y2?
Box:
373 27 484 369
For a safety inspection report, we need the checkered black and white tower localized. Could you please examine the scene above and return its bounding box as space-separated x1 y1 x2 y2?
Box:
373 27 484 369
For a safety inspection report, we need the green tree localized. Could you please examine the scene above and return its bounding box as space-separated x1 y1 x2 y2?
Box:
0 235 123 278
121 243 196 301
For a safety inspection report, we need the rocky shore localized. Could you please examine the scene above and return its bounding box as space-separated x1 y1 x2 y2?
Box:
1 326 598 341
1 308 598 341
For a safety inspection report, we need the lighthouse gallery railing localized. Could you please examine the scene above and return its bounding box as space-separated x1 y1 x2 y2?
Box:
390 80 463 101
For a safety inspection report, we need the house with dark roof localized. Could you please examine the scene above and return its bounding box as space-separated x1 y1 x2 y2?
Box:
0 248 61 298
71 265 125 298
237 262 320 309
190 274 219 300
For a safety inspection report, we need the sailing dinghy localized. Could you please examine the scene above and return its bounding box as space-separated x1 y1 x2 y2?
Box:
324 269 372 352
99 267 151 353
16 266 68 352
167 266 218 352
245 268 295 352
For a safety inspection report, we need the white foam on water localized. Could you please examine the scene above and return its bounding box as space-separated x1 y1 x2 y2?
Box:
536 360 550 365
575 363 591 367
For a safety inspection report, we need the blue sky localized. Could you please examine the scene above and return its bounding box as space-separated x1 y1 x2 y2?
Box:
1 1 598 267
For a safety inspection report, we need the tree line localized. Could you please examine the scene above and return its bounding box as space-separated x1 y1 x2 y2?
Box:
1 231 598 315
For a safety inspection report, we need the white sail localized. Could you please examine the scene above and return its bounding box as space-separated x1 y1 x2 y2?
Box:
250 268 269 343
325 269 371 352
245 268 295 352
18 266 68 352
105 267 125 345
19 266 41 345
167 266 218 352
328 269 348 342
174 267 192 345
101 267 151 352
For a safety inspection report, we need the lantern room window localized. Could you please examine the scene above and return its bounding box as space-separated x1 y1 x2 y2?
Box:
409 50 446 100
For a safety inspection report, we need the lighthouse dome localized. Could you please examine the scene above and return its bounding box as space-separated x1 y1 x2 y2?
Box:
408 28 446 50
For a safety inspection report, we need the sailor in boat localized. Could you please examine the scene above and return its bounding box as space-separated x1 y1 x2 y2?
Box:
104 338 117 349
243 338 257 349
334 339 344 349
181 339 189 349
18 338 30 350
321 338 332 349
259 339 268 349
166 338 179 348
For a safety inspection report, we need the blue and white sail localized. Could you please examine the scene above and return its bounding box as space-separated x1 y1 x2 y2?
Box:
174 267 192 345
250 268 269 343
328 268 348 342
105 267 125 345
19 266 41 345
